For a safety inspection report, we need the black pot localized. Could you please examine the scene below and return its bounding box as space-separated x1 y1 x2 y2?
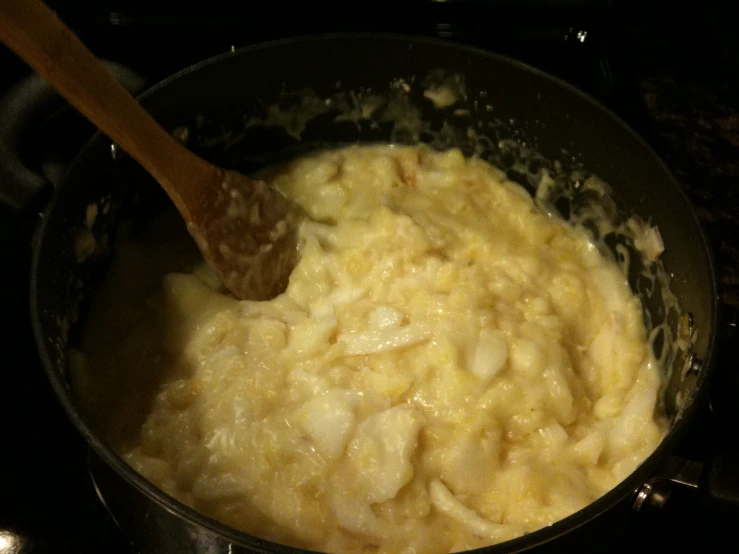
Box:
5 34 722 553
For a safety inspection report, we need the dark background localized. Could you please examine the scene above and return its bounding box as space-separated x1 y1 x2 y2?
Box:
1 0 738 552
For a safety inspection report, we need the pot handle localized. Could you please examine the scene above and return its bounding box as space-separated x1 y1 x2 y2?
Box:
632 448 739 512
0 60 146 214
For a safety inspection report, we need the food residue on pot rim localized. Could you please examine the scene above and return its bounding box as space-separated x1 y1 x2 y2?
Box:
423 70 466 108
73 204 100 263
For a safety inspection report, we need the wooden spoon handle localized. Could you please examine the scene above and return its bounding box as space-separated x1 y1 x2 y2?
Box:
0 0 212 221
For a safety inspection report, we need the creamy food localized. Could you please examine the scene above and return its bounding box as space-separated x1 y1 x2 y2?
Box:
73 145 667 554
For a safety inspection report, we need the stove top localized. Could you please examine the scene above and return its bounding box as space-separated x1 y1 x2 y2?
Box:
1 1 738 553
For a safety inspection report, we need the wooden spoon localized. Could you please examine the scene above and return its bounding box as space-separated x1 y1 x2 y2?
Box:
0 0 300 301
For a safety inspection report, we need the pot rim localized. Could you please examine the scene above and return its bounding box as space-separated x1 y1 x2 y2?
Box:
30 31 720 554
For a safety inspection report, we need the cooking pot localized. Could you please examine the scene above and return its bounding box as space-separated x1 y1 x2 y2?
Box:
1 34 724 553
